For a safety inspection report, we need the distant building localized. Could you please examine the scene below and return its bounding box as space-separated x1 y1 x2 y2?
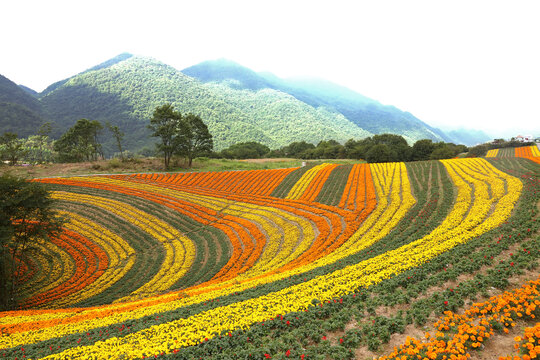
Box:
514 135 533 142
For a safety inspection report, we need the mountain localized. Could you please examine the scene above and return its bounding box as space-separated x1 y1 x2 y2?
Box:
39 55 371 152
183 58 272 91
18 85 38 97
445 128 492 146
184 59 452 144
40 53 134 97
0 74 48 136
3 54 459 155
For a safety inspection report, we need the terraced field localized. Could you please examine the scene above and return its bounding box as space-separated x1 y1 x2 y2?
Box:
1 154 539 360
487 145 540 164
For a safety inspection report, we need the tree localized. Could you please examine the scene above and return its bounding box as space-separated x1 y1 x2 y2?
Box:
54 119 103 162
181 113 213 167
0 174 64 310
411 139 436 161
36 122 52 164
106 122 125 160
365 143 393 163
0 132 27 165
147 104 187 169
371 134 411 162
282 141 316 158
221 141 270 159
430 145 456 160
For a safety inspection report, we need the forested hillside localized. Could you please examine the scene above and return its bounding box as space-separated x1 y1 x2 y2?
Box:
40 56 371 151
1 54 478 154
0 74 47 136
184 59 451 144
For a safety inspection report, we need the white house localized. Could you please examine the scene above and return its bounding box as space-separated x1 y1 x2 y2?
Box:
515 135 533 142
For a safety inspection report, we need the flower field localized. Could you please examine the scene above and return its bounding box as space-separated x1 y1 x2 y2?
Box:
487 145 540 164
1 155 539 359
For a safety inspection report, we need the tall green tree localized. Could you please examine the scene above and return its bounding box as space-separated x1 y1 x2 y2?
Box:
181 113 213 167
0 132 27 165
282 141 316 158
148 104 187 169
54 119 103 162
220 141 269 159
411 139 436 161
36 122 53 164
0 174 64 310
365 143 393 163
106 122 125 160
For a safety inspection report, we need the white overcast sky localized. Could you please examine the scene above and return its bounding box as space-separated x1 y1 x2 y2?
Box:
1 0 539 138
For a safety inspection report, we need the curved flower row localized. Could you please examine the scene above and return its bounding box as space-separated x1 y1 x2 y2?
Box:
286 163 333 200
51 191 196 303
338 163 367 211
145 167 299 196
32 159 522 359
0 164 378 346
47 211 136 308
0 159 525 360
19 228 106 310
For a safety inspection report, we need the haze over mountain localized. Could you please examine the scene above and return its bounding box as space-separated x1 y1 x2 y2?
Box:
184 58 454 144
1 53 490 154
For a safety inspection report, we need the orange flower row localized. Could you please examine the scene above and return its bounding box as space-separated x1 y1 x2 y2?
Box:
115 176 339 277
299 164 340 202
377 276 540 360
130 167 299 196
20 229 108 309
125 166 376 278
14 166 376 334
14 254 36 285
516 146 534 158
524 157 540 165
502 322 540 360
339 164 366 211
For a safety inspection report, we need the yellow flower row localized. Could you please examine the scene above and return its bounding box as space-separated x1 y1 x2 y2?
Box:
47 211 136 308
486 149 499 157
530 145 540 157
0 162 406 346
74 176 318 282
0 164 395 346
51 191 196 303
17 240 73 301
286 163 331 200
41 159 521 359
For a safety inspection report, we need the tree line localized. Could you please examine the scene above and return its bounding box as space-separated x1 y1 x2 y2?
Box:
216 134 468 163
0 104 213 170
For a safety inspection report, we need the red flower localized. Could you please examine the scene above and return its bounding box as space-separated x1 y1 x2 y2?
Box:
285 349 291 357
444 301 449 306
264 354 271 359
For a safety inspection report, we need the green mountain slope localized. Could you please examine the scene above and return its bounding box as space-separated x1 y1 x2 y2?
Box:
40 55 371 151
0 74 47 136
184 59 452 144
